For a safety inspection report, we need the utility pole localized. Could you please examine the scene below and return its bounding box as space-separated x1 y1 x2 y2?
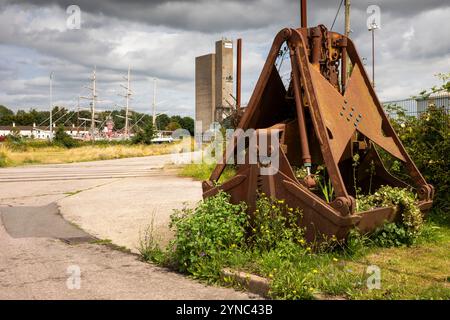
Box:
152 78 157 127
91 67 97 135
49 72 54 140
368 22 378 88
344 0 351 37
76 96 80 134
80 67 98 140
343 0 351 89
120 66 132 137
236 38 242 110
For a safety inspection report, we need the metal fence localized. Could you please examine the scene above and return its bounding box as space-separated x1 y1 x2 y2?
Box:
382 93 450 118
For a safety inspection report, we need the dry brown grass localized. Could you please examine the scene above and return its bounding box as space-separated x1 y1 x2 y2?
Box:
0 142 181 167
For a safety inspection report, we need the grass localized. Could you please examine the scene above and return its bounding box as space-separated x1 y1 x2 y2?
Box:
141 165 450 300
345 224 450 300
0 141 180 167
201 223 450 300
179 162 236 183
248 223 449 300
139 188 450 300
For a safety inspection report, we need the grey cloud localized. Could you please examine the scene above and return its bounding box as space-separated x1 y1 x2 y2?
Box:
0 0 449 113
3 0 449 33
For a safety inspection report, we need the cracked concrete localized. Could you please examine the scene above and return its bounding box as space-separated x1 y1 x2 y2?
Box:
0 220 253 299
0 154 255 300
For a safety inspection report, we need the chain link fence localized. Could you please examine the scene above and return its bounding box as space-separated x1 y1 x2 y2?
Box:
382 93 450 118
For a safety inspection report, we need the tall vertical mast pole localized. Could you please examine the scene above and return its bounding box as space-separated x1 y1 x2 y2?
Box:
77 96 80 134
125 66 131 137
236 38 242 110
91 67 97 136
152 78 157 126
344 0 351 37
342 0 351 91
49 72 54 140
372 27 375 88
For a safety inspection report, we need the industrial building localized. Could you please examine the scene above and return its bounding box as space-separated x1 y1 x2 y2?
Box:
195 39 234 132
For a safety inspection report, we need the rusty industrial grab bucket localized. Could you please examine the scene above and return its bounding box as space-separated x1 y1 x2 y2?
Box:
202 26 434 241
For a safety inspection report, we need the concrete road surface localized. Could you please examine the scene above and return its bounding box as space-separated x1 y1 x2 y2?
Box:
0 154 254 300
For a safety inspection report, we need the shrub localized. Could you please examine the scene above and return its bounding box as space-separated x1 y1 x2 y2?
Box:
356 186 424 246
249 194 304 252
168 191 248 278
0 150 9 167
54 125 78 148
141 192 365 299
132 122 156 145
392 106 449 216
371 222 414 247
384 75 449 224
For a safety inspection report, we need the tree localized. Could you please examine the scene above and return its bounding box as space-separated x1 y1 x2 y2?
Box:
54 125 78 148
156 114 170 131
165 121 181 131
132 122 156 145
0 105 14 125
7 126 22 143
170 115 183 124
180 117 195 135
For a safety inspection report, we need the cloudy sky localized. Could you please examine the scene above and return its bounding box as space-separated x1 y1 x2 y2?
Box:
0 0 449 117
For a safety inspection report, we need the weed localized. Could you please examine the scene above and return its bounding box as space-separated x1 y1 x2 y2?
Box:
179 162 236 183
167 191 248 279
356 186 424 246
138 214 166 264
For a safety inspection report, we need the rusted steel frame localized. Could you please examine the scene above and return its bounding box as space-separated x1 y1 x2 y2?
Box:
310 27 322 69
341 48 347 91
340 38 348 92
345 36 430 194
289 45 312 166
282 179 359 227
301 0 307 28
289 28 350 201
209 29 290 183
236 38 242 110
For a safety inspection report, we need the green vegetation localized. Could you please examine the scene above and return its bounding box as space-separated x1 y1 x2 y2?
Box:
356 186 424 246
140 76 449 300
0 140 180 167
179 162 236 183
384 73 449 225
54 125 78 148
92 238 132 254
140 190 449 300
132 122 157 145
347 225 450 300
0 105 194 134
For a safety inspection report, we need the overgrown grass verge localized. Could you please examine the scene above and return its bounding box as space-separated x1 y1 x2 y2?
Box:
139 190 449 300
179 162 236 183
0 141 179 167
